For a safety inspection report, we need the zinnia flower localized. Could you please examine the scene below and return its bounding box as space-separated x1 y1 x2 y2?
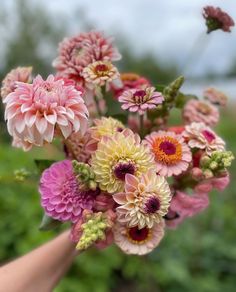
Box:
183 99 219 126
113 170 171 229
145 131 192 177
4 75 88 147
1 67 32 100
118 87 164 115
82 61 120 88
203 6 234 33
52 31 121 83
183 122 225 155
113 220 165 255
91 129 155 193
39 160 95 223
203 88 227 106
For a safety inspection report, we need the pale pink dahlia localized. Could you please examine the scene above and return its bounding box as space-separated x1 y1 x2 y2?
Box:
52 31 121 82
113 170 171 229
4 75 88 147
183 99 219 126
203 6 234 33
183 122 225 155
145 131 192 177
118 87 164 115
39 160 95 223
203 88 227 106
113 220 165 255
165 191 209 229
1 67 32 100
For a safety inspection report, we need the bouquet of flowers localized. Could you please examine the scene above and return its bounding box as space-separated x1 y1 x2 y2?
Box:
1 6 234 255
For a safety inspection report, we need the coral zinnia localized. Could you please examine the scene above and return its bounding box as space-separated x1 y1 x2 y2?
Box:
113 170 171 229
145 131 192 177
118 87 164 115
113 220 165 255
4 75 88 147
39 160 95 223
91 129 155 193
183 122 225 155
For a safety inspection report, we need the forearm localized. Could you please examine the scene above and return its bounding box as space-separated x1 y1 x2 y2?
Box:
0 231 77 292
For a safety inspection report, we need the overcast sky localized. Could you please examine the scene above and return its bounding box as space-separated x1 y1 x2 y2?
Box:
39 0 236 77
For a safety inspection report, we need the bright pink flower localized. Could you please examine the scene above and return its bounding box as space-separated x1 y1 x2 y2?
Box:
165 191 209 229
39 160 95 223
4 75 88 147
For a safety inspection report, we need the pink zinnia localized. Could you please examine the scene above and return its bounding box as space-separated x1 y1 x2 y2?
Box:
203 6 234 33
183 99 219 127
52 31 121 83
4 75 88 147
203 88 227 106
39 160 95 223
118 87 164 115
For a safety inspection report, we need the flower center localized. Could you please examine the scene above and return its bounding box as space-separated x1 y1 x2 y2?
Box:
95 64 109 76
197 102 211 115
133 89 147 104
152 136 182 165
202 130 215 143
144 196 160 213
127 226 151 244
113 162 136 181
116 127 124 132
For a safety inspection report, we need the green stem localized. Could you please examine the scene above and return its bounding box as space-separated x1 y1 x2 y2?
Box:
94 94 102 117
139 114 144 138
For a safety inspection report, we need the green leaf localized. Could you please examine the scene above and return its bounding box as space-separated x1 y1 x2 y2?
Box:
39 213 62 231
155 84 166 93
34 159 56 174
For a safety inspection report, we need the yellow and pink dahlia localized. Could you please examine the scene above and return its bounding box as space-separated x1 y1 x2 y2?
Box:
145 131 192 177
90 129 155 193
113 170 171 229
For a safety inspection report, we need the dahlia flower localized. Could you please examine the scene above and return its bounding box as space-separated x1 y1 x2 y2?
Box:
203 6 234 33
91 129 155 193
145 131 192 177
118 87 164 115
39 160 95 223
165 191 209 229
183 122 225 155
4 75 88 147
204 88 227 106
113 170 171 229
82 61 120 88
53 31 121 83
12 136 32 151
183 99 219 126
113 220 165 255
1 67 32 100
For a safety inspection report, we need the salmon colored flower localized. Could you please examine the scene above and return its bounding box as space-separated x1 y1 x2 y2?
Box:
203 88 227 106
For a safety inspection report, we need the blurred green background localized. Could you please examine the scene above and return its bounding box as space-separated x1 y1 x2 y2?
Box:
0 1 236 291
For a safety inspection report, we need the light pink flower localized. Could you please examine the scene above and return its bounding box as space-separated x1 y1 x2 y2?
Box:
12 136 33 151
195 173 230 193
118 87 164 115
183 122 225 155
165 191 209 229
93 193 116 212
203 88 227 106
145 131 192 177
1 67 32 100
39 160 95 223
113 220 165 255
4 75 88 147
183 99 219 126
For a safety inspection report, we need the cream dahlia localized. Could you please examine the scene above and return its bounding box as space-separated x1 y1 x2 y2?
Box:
113 220 165 255
4 75 88 147
113 170 171 229
203 88 227 106
91 129 155 193
118 87 164 115
183 99 219 126
183 122 225 155
145 131 192 177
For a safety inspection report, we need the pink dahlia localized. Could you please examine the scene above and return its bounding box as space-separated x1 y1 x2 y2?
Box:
52 31 121 83
39 160 95 223
203 6 234 33
183 122 225 155
1 67 32 100
113 220 165 255
4 75 88 147
165 191 209 229
183 99 219 127
203 88 227 106
145 131 192 177
118 87 164 115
